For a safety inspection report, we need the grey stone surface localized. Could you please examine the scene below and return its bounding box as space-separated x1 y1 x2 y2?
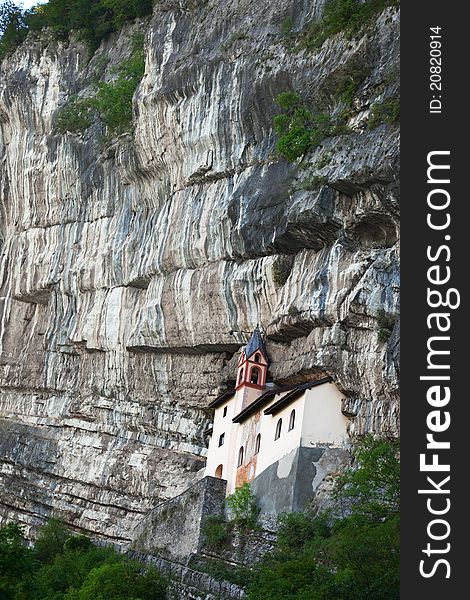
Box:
250 446 350 515
0 0 399 540
132 476 227 561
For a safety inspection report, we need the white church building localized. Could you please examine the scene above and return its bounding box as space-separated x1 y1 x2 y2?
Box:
204 328 351 514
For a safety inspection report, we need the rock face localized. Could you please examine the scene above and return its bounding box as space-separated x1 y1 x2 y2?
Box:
0 0 399 542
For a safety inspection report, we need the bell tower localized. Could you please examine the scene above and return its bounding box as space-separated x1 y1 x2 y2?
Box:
235 326 269 410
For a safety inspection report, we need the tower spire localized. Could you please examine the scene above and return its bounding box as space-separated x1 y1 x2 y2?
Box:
235 327 269 393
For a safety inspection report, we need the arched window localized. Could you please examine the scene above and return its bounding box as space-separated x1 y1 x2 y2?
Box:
215 464 223 479
288 409 296 431
254 353 261 363
238 368 244 385
255 433 261 455
237 446 244 467
251 367 260 385
275 418 282 440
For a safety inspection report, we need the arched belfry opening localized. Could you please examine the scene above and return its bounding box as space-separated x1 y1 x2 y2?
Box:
251 367 260 385
215 464 223 479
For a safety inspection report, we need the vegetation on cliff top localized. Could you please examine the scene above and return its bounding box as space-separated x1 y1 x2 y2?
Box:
0 519 167 599
0 0 153 58
283 0 400 52
55 32 145 137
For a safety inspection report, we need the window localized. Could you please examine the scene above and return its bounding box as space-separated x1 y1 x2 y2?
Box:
215 464 223 478
237 446 244 467
223 406 227 418
255 433 261 455
250 367 260 385
238 368 244 385
218 433 225 447
288 409 296 431
254 353 261 363
275 418 282 440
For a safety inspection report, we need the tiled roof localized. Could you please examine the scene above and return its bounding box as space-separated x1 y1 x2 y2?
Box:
244 325 269 362
208 389 235 409
232 383 298 424
263 376 333 416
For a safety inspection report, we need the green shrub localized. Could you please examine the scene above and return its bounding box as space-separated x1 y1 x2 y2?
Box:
375 308 396 343
55 33 145 137
272 256 293 287
56 97 94 134
368 96 400 129
293 0 399 52
202 516 231 549
335 435 400 519
276 512 330 553
69 560 167 600
288 305 300 317
192 557 253 588
226 483 259 530
297 175 329 190
273 91 350 161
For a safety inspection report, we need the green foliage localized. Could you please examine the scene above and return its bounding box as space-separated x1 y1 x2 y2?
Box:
368 96 400 129
246 437 400 600
68 561 166 600
0 0 153 58
272 256 292 287
55 97 94 134
56 33 145 138
297 175 329 190
375 308 397 343
34 519 71 564
334 67 369 120
226 483 259 530
202 516 231 549
191 557 253 588
93 34 145 135
335 435 400 519
0 519 167 600
274 92 349 161
0 1 28 59
0 523 36 599
292 0 399 52
276 512 330 553
247 555 336 600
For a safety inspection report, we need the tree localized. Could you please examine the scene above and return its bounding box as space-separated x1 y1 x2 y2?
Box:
70 560 167 600
0 1 27 58
34 519 71 564
226 483 259 529
0 522 35 599
246 437 400 600
334 435 400 520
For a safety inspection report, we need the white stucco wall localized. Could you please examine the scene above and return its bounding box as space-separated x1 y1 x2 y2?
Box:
204 398 234 481
255 395 305 476
301 382 349 447
205 380 349 495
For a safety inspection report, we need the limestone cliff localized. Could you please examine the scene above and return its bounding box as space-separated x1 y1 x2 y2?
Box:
0 0 399 543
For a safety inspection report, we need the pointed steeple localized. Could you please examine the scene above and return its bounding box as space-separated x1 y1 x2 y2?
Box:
235 327 269 394
244 325 269 363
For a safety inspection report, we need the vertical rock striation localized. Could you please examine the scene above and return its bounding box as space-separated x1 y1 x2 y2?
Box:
0 0 399 541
